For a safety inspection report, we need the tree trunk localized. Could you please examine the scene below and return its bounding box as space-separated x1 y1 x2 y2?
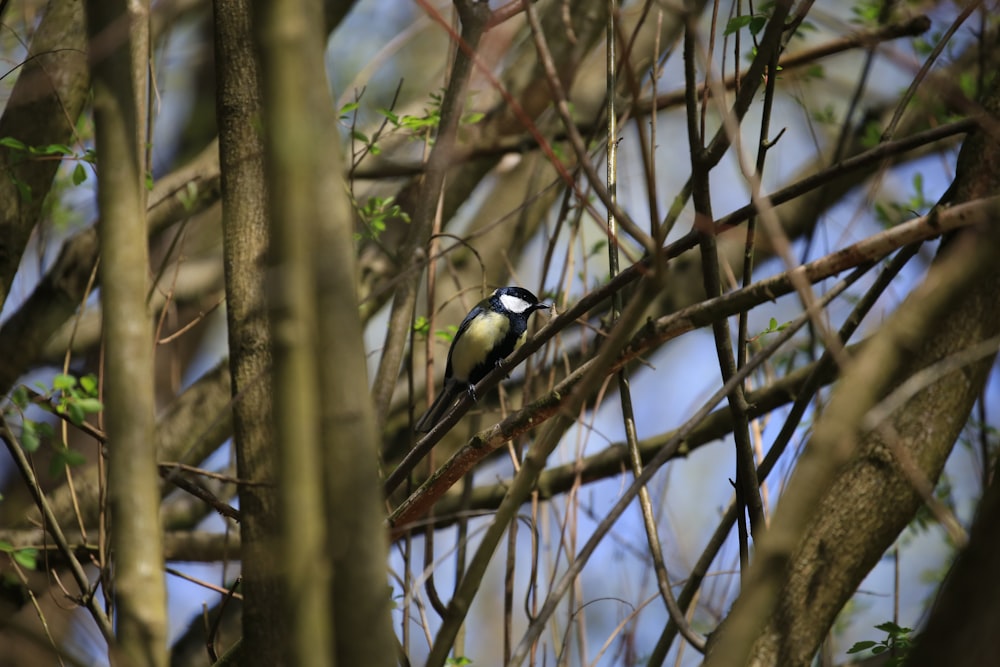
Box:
213 0 282 664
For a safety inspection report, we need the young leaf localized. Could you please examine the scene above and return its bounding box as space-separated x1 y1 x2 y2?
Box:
49 447 87 476
0 136 26 151
724 15 755 35
435 326 458 343
10 386 29 409
67 402 86 426
53 374 77 391
32 143 72 156
847 640 877 654
13 548 38 570
876 621 910 634
75 398 103 415
20 421 40 453
377 108 399 125
72 162 87 185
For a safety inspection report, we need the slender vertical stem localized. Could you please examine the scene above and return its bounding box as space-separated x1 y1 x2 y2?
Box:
610 0 704 653
86 0 167 663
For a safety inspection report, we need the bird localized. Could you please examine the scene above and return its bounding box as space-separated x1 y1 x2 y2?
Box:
415 286 550 433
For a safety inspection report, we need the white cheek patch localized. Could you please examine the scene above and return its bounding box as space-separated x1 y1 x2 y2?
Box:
499 293 533 313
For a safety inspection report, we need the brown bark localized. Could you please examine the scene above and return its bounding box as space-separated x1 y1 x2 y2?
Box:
86 0 168 663
255 0 396 662
213 0 282 664
708 71 1000 667
0 0 90 309
906 469 1000 667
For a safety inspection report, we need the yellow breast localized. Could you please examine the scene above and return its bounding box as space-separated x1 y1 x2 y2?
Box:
450 311 509 381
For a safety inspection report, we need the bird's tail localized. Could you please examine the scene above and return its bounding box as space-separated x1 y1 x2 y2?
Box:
414 383 462 433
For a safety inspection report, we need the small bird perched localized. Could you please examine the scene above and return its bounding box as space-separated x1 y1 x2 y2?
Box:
415 286 550 433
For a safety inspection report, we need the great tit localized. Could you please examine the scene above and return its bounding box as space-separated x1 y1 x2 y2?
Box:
415 286 550 433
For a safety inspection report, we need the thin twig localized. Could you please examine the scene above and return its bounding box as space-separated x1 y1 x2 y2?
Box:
646 241 922 664
388 196 994 524
610 0 704 652
882 2 981 141
0 422 115 643
685 12 766 548
508 249 867 666
522 0 655 254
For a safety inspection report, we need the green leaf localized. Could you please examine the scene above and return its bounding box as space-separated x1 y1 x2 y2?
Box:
53 374 77 391
847 641 877 653
10 386 29 409
338 101 359 117
75 398 103 415
435 325 458 343
851 0 882 25
79 375 99 396
724 13 769 37
13 547 38 570
0 136 26 151
72 162 87 185
376 108 399 125
31 143 72 156
589 240 608 257
49 447 87 476
67 402 86 427
20 422 40 453
724 15 755 35
958 70 978 99
861 120 882 148
769 317 778 330
804 64 825 80
179 180 200 211
876 621 907 634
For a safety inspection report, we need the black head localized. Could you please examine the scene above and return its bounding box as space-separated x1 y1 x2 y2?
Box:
490 286 549 316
